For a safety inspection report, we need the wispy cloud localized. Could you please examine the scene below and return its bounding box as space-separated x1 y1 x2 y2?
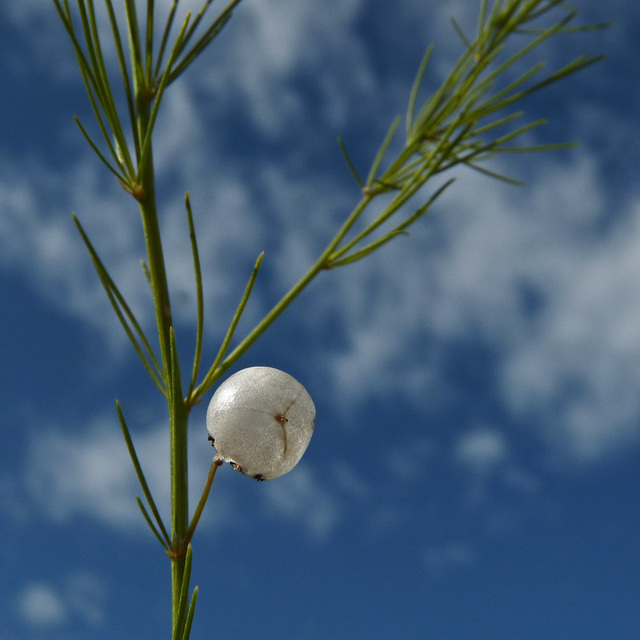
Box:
22 412 220 535
16 572 106 629
454 428 509 474
262 463 344 542
324 149 640 466
17 582 67 628
20 408 347 542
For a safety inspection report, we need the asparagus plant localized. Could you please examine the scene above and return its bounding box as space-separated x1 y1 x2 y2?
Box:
51 0 607 637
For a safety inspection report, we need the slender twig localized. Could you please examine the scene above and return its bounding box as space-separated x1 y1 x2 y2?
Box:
185 457 222 544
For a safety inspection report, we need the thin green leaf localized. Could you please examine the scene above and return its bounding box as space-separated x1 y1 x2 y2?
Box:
366 115 401 189
104 0 139 169
471 31 557 104
463 160 525 185
337 138 364 189
328 230 408 268
155 1 180 78
116 401 171 546
486 0 505 29
477 0 489 36
370 176 455 246
74 216 165 392
470 110 523 137
397 177 455 228
470 63 545 124
406 45 433 137
138 13 191 177
169 327 184 409
172 545 193 640
192 252 264 404
81 0 131 163
517 54 606 101
73 117 130 184
331 173 454 267
75 1 104 96
434 116 538 174
141 259 153 287
180 587 198 640
168 0 243 84
136 497 170 551
124 0 144 86
451 17 471 48
179 0 216 54
491 0 521 37
53 0 97 87
408 46 480 145
184 193 205 401
168 12 231 83
145 0 155 81
81 81 128 173
85 0 119 119
524 0 566 23
54 2 126 171
488 117 547 147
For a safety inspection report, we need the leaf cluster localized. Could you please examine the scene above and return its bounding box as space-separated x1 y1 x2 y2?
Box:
332 0 608 268
52 0 242 195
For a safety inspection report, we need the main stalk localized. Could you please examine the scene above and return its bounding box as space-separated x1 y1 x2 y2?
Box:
135 91 190 634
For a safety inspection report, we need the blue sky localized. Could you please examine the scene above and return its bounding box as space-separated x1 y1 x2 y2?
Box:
1 1 640 639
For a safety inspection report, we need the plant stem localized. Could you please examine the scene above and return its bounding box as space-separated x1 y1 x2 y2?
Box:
134 92 189 634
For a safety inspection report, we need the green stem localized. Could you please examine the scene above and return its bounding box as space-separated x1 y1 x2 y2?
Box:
134 91 189 634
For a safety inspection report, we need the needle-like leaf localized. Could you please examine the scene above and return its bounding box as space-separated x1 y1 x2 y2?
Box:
185 194 205 402
117 401 171 547
180 587 198 640
192 252 264 404
172 545 193 640
73 215 165 392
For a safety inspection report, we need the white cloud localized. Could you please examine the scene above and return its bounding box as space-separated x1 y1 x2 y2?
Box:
23 412 219 535
454 428 508 473
324 149 640 466
25 418 155 530
501 194 640 463
18 582 67 627
21 409 346 542
197 0 372 135
17 573 106 629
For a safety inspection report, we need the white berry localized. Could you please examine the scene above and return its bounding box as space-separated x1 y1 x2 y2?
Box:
206 366 316 480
